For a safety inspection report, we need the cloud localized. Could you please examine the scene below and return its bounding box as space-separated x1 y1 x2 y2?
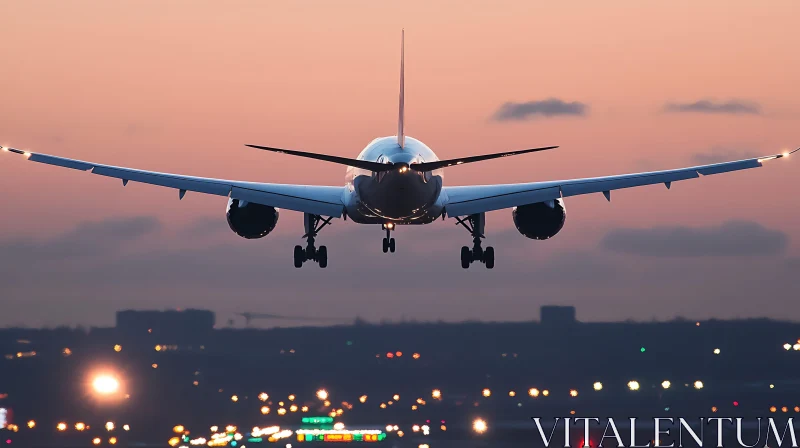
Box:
601 221 788 257
691 147 761 165
492 98 588 121
0 216 160 261
663 100 761 115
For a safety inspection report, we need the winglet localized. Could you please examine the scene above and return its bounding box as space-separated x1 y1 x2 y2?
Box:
397 29 405 149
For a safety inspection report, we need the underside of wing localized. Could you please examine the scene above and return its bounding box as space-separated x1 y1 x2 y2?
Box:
1 147 346 217
443 148 798 217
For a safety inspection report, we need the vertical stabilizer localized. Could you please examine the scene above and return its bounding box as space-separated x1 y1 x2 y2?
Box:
397 29 405 148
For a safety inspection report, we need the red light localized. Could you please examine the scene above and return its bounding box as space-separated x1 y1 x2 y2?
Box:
733 401 739 406
579 439 594 448
5 440 11 445
386 353 394 358
396 351 403 357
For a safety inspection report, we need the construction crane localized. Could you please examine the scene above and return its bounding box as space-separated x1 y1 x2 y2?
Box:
236 312 349 327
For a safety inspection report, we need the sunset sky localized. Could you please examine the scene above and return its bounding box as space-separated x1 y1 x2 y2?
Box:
1 1 798 328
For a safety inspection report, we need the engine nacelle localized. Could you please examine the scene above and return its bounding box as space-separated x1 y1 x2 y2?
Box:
226 198 279 239
512 199 567 240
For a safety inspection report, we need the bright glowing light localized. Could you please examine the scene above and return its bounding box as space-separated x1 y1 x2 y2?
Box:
27 420 35 429
783 151 791 158
508 391 516 397
473 419 488 434
662 380 672 389
784 343 792 350
770 384 775 389
123 425 130 431
109 437 117 445
288 394 296 401
301 406 309 412
259 392 269 401
593 382 603 391
23 152 31 158
333 422 345 431
75 422 86 431
770 406 777 413
694 380 704 390
151 363 158 369
168 437 180 447
793 344 800 351
569 389 578 397
413 353 421 359
105 421 115 431
278 408 287 415
380 403 387 409
231 395 239 402
359 395 368 403
323 400 331 407
432 389 441 399
783 406 789 413
57 423 67 431
412 425 420 432
225 425 236 433
482 388 491 397
155 345 162 352
210 426 218 432
93 437 102 445
92 374 120 395
393 394 400 401
317 389 329 400
290 404 298 412
713 348 721 355
114 344 122 352
173 425 184 433
628 381 641 391
711 406 718 413
529 388 540 397
542 390 550 397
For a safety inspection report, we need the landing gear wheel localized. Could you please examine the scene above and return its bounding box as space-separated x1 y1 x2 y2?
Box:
485 246 495 269
382 237 389 253
389 238 396 253
296 213 333 268
461 246 471 269
318 245 328 268
294 245 304 268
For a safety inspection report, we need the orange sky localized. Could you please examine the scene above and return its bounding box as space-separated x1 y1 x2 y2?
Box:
0 1 798 327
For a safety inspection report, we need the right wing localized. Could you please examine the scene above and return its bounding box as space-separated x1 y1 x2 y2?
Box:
1 147 346 217
443 149 798 217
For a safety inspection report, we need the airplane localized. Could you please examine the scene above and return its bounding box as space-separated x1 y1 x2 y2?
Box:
1 31 797 269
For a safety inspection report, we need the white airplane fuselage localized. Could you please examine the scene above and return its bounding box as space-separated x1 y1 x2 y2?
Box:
344 136 445 224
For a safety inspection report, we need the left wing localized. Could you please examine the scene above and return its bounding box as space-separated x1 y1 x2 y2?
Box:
1 147 346 217
442 148 798 217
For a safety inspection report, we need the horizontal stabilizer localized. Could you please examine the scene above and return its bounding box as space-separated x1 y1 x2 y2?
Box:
410 145 558 171
245 144 395 172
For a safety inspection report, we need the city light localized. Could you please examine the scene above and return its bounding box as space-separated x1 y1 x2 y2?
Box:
593 382 603 391
694 381 704 390
173 425 185 434
360 395 368 403
713 348 721 355
542 390 550 397
785 343 793 351
92 374 120 395
569 389 578 397
57 423 67 432
109 437 117 445
75 423 86 431
628 381 640 391
317 389 329 400
509 390 516 397
114 345 122 352
26 420 35 429
529 388 540 397
105 421 115 431
123 425 130 431
794 344 800 351
482 388 491 397
92 437 101 445
473 419 488 434
259 392 269 402
432 389 441 399
662 380 672 389
393 394 400 401
231 395 238 402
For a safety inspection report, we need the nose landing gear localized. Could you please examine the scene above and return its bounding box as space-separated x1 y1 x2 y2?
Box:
294 214 332 268
382 223 396 253
456 213 494 269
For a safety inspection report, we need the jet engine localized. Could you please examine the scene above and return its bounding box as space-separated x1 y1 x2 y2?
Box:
512 199 566 240
226 198 279 239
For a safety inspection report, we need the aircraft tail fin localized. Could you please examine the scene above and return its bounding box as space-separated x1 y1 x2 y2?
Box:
397 29 405 149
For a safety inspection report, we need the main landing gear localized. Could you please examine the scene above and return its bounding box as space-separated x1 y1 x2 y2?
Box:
294 213 332 268
382 223 396 253
456 213 494 269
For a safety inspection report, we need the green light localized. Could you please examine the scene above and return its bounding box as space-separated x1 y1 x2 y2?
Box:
347 340 353 346
640 347 646 353
247 437 263 443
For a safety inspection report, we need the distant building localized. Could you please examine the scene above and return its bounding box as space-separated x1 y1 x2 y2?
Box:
540 305 577 326
116 309 215 337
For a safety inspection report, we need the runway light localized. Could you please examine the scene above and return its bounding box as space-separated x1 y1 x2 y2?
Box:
92 374 120 395
109 437 117 445
770 384 775 389
662 380 672 389
123 425 130 431
105 421 115 431
231 395 238 402
542 390 549 397
793 344 800 351
784 343 792 350
359 395 368 403
258 392 269 402
509 391 516 397
26 420 35 429
473 419 488 434
432 389 441 399
75 423 86 431
528 388 540 397
168 437 180 447
93 437 102 445
288 394 296 401
569 389 578 397
393 394 400 401
260 406 270 414
593 382 603 391
317 389 328 400
482 388 491 397
694 381 704 390
57 423 67 431
713 348 721 355
628 381 641 391
173 425 184 434
278 408 286 415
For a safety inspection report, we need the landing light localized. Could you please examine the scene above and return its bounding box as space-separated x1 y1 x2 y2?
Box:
783 151 791 158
